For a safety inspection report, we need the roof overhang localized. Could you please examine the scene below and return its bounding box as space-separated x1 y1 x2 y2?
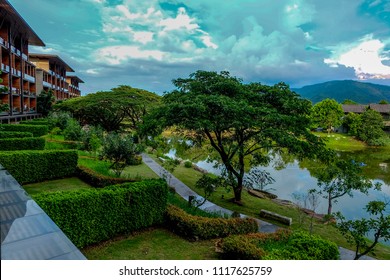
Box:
67 75 84 83
29 53 75 72
0 0 45 46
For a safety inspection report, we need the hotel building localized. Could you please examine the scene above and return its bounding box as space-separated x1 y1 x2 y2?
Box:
0 0 83 123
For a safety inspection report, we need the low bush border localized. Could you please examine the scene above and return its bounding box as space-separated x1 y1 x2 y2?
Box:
0 137 45 151
165 204 259 240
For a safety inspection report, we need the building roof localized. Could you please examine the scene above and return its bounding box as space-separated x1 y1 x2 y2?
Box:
0 0 45 46
342 104 390 114
66 75 84 83
29 53 75 72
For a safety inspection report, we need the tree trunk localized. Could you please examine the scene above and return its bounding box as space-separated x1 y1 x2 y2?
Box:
233 185 243 203
328 195 332 216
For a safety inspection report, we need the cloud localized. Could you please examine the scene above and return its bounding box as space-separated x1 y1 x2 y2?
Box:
324 36 390 79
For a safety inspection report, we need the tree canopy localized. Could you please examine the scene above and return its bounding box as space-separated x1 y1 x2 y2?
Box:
311 98 344 132
143 70 328 203
55 85 161 132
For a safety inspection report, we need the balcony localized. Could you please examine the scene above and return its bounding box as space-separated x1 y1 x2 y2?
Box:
0 38 9 49
22 53 28 61
0 85 9 94
1 63 10 73
43 81 52 88
11 87 20 95
10 46 21 56
24 74 36 83
11 68 21 77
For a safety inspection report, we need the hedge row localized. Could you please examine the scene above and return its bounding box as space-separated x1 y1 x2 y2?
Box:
0 137 45 151
0 150 78 184
76 165 137 188
0 131 33 139
33 179 168 248
219 230 340 260
19 120 49 126
165 205 259 240
0 124 48 137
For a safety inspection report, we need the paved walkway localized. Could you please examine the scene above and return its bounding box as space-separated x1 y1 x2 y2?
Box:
142 153 375 260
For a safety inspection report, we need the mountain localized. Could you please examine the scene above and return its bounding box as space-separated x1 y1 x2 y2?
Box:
293 80 390 104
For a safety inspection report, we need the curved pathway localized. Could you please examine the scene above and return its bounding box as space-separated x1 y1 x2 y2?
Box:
142 153 375 260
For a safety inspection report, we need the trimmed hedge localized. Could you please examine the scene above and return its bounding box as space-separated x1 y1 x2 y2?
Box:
76 165 137 188
165 204 259 240
0 131 33 139
0 137 45 151
33 179 168 248
19 120 49 126
0 150 78 184
0 124 48 137
219 230 340 260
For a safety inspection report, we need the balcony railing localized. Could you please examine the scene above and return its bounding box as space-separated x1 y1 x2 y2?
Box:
0 38 9 49
22 53 28 61
1 63 10 73
24 74 36 83
43 81 52 88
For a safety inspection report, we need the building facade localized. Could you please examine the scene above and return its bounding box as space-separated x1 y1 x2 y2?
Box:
0 0 83 123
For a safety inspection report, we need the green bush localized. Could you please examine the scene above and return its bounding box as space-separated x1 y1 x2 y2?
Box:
165 205 258 240
63 119 82 141
0 124 48 137
0 150 78 184
19 120 49 126
0 131 33 139
76 165 137 188
0 137 45 151
33 179 168 248
184 161 193 168
219 230 340 260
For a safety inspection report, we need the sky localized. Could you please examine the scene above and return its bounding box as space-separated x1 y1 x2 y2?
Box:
8 0 390 95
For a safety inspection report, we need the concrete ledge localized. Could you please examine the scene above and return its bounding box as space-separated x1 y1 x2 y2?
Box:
260 209 292 226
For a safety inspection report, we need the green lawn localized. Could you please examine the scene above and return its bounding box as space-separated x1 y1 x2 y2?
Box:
82 227 219 260
313 132 367 151
23 177 92 195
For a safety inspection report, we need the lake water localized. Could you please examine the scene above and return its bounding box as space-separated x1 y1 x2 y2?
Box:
166 146 390 243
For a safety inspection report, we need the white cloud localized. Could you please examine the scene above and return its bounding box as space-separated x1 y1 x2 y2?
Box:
95 45 165 65
324 37 390 79
159 7 199 32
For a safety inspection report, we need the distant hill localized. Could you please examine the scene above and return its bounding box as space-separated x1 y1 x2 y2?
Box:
293 80 390 104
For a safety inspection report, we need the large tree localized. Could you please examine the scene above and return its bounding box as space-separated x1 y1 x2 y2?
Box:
143 70 327 203
358 108 385 146
311 98 344 133
55 85 160 132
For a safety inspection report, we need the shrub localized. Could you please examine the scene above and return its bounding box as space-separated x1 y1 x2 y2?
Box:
0 124 48 137
165 205 258 240
184 161 193 168
76 165 137 188
47 111 72 130
0 137 45 151
33 179 168 248
0 131 33 139
19 120 49 126
0 150 78 184
219 230 340 260
63 118 83 141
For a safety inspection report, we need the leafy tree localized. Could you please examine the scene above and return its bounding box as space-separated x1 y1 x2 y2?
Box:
378 100 389 104
100 133 142 177
336 200 390 260
357 109 385 146
143 70 327 204
63 118 83 141
37 89 55 117
316 159 381 215
342 99 358 105
192 174 223 208
55 85 160 132
311 98 344 133
80 125 104 152
342 112 362 136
